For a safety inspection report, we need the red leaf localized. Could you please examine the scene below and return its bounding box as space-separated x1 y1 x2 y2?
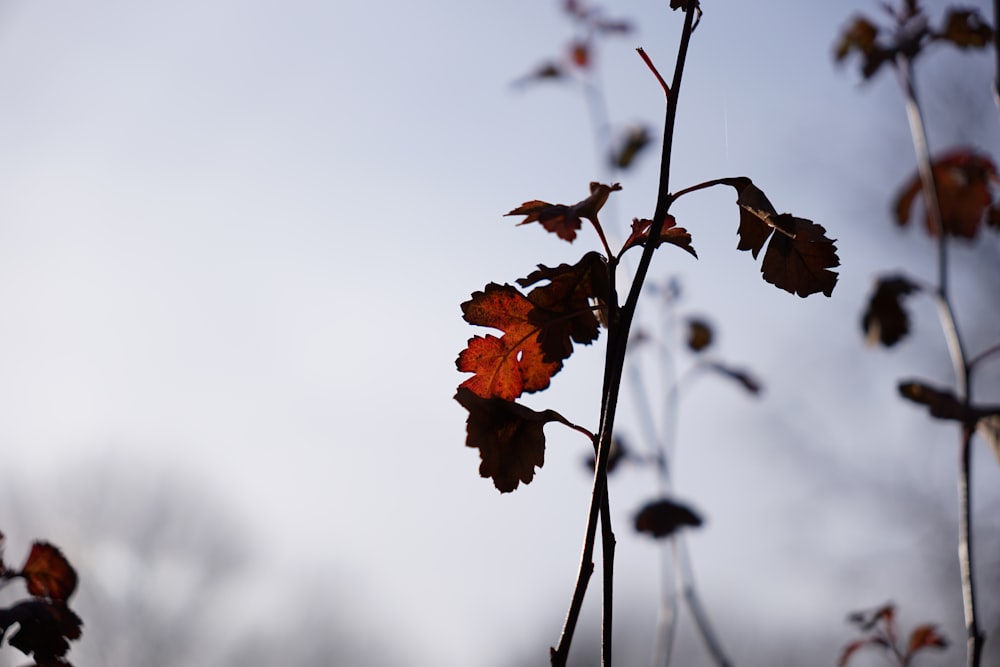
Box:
721 177 839 297
905 624 948 660
506 182 621 242
861 275 919 347
455 387 568 492
634 498 702 538
569 41 590 68
21 543 77 603
622 216 697 258
894 149 1000 239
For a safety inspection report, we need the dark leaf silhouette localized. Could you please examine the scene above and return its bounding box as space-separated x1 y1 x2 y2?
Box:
21 543 77 603
634 497 702 538
0 600 81 667
898 381 970 422
621 216 697 258
861 275 919 346
834 16 890 78
894 149 1000 239
610 125 651 170
512 62 566 88
455 387 572 493
516 251 610 363
721 177 839 297
937 8 993 49
584 435 628 475
706 362 762 396
506 182 621 242
904 624 948 660
686 318 712 352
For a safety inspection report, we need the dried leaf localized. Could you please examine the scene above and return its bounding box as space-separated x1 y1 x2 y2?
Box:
905 624 948 660
610 125 651 170
622 216 697 258
506 182 621 242
634 497 702 538
455 387 569 492
0 600 81 666
861 275 919 347
21 543 77 603
721 177 839 297
937 9 993 49
834 16 893 78
894 149 1000 239
686 318 713 352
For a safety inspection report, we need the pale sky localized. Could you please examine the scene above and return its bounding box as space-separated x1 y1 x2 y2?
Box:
0 1 998 665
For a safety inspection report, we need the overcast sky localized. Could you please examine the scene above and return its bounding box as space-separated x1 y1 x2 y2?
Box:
0 1 998 665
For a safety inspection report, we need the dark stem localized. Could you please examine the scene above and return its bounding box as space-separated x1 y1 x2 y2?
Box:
549 4 698 665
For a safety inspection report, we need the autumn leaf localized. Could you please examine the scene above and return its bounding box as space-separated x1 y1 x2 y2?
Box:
457 254 609 400
21 543 77 603
455 387 576 493
720 177 839 297
686 318 712 352
457 283 562 401
634 497 702 538
621 216 697 258
894 149 1000 239
861 275 919 347
610 125 651 170
937 8 993 49
834 16 893 78
904 624 948 660
506 182 621 242
0 599 81 666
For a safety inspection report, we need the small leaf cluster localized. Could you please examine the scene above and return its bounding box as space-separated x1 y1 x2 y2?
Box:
839 603 948 667
0 534 82 667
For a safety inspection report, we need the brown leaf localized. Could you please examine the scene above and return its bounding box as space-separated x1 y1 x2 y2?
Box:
584 435 628 475
634 497 702 538
834 16 893 78
455 387 568 492
721 177 839 297
686 318 713 352
21 543 77 603
898 381 969 422
622 216 697 258
506 182 621 242
861 275 919 347
938 9 993 49
610 125 651 170
569 41 590 68
905 624 948 660
0 600 82 666
894 149 1000 239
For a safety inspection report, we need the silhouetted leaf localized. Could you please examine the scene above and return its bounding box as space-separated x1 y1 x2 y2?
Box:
861 275 919 347
506 182 621 242
583 435 628 475
455 387 571 492
706 362 762 396
834 16 893 78
634 498 702 538
721 177 839 297
21 543 77 603
622 216 697 258
0 600 81 667
937 9 993 49
512 62 566 88
686 318 713 352
610 125 651 170
895 149 1000 239
898 381 969 421
904 624 948 660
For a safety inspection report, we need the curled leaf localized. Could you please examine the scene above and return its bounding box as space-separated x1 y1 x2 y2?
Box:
721 177 839 297
455 387 570 492
506 182 621 242
634 497 702 538
861 275 919 347
894 149 1000 239
621 216 697 258
21 543 77 603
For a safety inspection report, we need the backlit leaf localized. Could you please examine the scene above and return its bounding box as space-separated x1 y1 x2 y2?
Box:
904 624 948 660
455 387 570 492
861 275 919 347
894 149 1000 239
721 177 839 297
21 543 77 603
634 497 702 538
621 216 697 258
506 182 621 242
